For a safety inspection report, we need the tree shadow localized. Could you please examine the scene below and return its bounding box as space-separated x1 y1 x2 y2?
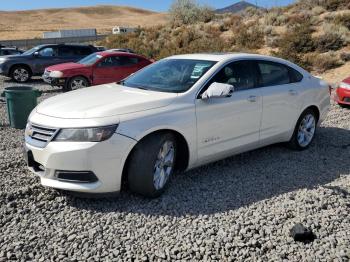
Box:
65 126 350 217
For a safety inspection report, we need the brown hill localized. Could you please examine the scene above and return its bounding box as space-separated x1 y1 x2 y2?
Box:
0 5 168 40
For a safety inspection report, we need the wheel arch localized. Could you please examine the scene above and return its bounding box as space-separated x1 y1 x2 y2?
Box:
121 128 190 188
301 105 320 122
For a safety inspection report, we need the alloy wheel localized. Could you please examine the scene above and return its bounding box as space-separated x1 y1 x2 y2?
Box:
70 79 88 90
153 140 175 190
13 68 29 82
297 114 316 147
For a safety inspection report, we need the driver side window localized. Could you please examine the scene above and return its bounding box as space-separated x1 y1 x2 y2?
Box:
39 47 58 57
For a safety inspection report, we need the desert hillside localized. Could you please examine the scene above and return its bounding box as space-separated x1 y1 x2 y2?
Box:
101 0 350 83
0 5 168 40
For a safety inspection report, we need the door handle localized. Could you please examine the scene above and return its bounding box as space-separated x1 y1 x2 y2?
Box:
247 95 257 102
289 90 298 96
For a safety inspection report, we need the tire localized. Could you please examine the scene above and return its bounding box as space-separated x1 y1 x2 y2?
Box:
11 66 32 83
288 109 318 150
127 133 177 198
339 103 350 109
65 76 89 91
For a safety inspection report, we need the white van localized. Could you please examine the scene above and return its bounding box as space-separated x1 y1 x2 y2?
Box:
112 26 136 35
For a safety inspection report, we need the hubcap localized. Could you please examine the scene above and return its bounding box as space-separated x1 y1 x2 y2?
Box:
14 68 29 82
71 79 88 90
153 140 175 190
297 114 316 147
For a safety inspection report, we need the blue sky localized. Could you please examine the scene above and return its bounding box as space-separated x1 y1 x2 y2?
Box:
1 0 295 12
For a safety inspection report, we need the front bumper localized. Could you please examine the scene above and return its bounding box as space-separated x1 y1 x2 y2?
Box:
0 63 9 76
42 74 66 87
335 87 350 105
24 133 136 193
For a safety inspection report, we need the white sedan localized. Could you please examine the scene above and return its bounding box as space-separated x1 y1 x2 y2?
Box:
24 53 330 197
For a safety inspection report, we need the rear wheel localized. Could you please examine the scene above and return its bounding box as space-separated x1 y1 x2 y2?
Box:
288 109 317 150
11 66 32 83
127 133 177 197
65 76 89 91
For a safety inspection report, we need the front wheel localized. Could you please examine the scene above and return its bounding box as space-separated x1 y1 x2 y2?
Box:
127 133 177 197
11 66 32 83
288 109 317 150
65 76 89 91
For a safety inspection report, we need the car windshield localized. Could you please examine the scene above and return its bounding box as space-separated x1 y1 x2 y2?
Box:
22 46 41 55
78 53 102 65
123 59 217 93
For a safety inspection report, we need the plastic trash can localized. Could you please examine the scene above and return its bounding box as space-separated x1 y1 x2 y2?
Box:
1 86 41 129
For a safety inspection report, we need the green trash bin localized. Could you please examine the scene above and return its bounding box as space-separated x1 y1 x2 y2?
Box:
1 86 41 129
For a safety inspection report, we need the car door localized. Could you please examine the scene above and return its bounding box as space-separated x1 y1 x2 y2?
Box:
195 60 263 163
93 56 124 85
72 46 95 62
33 46 61 74
256 60 304 144
57 46 78 64
117 56 143 80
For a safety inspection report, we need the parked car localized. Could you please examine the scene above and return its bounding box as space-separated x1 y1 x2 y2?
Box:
0 44 98 83
335 77 350 107
0 46 24 56
24 53 330 197
43 51 153 90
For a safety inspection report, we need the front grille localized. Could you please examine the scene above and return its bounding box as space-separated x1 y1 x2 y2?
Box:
25 123 59 148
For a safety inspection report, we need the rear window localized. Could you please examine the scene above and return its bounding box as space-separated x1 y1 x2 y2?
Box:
258 62 290 86
119 56 139 66
72 46 93 56
289 67 304 83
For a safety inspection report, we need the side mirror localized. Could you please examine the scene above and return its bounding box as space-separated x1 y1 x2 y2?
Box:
33 52 39 57
201 82 234 100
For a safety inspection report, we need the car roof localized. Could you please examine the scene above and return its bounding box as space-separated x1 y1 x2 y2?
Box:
97 51 148 59
166 53 286 63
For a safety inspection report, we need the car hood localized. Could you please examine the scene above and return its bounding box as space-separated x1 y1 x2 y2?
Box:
342 77 350 85
46 62 86 71
36 83 178 119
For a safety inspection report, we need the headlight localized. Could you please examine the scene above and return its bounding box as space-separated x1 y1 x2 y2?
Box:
339 82 350 90
0 58 6 64
49 71 64 78
54 125 118 142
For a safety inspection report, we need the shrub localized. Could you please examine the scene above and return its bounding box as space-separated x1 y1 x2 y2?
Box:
333 13 350 30
231 23 265 49
322 0 350 11
315 32 345 52
311 6 326 15
305 52 343 72
169 0 215 26
277 22 315 54
222 15 243 31
340 52 350 62
264 11 286 26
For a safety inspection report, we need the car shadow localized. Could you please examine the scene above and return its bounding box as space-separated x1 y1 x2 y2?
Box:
65 126 350 217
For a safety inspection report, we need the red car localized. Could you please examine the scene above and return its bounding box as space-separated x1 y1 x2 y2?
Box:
335 77 350 107
43 51 153 90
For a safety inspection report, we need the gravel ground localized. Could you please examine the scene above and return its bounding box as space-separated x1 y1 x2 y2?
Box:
0 76 349 261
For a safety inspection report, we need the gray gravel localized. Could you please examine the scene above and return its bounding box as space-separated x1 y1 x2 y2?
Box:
0 75 349 261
